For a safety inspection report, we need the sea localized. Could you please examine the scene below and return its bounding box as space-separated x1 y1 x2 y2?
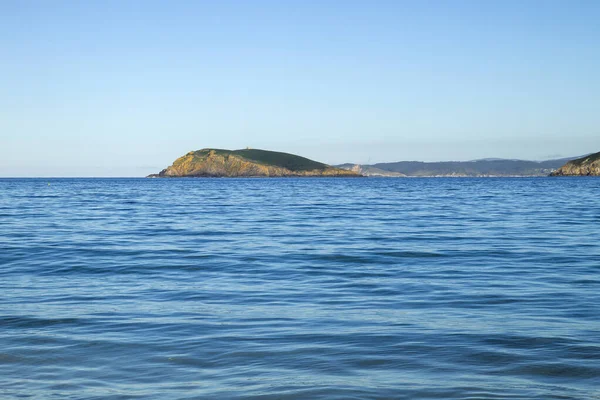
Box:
1 177 599 399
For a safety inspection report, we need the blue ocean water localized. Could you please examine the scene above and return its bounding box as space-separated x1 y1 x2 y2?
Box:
1 177 599 399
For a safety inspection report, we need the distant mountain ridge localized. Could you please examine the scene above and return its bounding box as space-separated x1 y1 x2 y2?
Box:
149 148 361 177
337 155 585 177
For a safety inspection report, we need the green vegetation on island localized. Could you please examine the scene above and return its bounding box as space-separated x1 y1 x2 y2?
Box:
550 151 600 176
149 148 362 177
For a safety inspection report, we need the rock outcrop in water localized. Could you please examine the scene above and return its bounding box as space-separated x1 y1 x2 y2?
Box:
149 148 362 178
550 152 600 176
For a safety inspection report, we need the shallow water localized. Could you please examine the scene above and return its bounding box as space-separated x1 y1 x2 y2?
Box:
1 177 599 399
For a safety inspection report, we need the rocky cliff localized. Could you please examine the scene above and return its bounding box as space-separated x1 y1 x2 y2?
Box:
550 152 600 176
149 148 362 177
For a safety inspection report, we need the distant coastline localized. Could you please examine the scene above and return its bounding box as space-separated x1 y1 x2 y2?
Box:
336 154 596 177
148 149 600 178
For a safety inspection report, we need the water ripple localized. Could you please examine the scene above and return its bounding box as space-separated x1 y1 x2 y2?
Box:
1 177 600 399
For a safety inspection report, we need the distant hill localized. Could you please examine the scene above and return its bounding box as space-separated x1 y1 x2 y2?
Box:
550 151 600 176
149 148 362 177
337 156 582 177
336 164 406 177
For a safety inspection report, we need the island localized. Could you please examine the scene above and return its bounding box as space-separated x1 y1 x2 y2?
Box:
148 148 362 177
550 151 600 176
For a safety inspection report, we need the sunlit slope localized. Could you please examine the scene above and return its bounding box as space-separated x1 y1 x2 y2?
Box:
550 151 600 176
150 148 362 177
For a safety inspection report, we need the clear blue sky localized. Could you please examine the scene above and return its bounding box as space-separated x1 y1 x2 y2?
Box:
1 0 599 176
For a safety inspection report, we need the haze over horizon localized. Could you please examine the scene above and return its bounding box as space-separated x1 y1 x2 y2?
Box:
2 1 599 177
